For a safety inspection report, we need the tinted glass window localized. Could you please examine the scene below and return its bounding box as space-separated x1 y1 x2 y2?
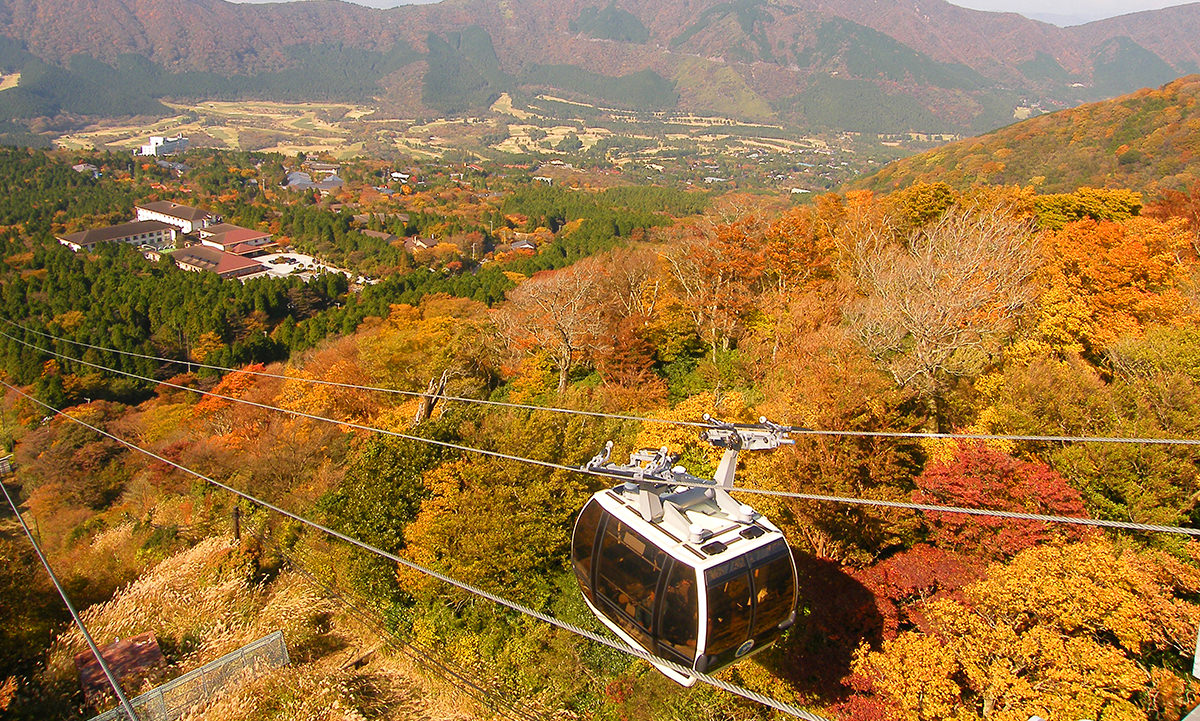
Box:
748 540 796 636
572 500 603 599
595 518 668 647
658 561 698 663
705 555 751 657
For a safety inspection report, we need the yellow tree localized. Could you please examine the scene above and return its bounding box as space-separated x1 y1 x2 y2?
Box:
1036 217 1194 354
852 540 1200 721
357 294 499 419
852 632 961 721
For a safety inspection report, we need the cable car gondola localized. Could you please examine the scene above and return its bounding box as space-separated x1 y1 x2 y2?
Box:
571 417 798 686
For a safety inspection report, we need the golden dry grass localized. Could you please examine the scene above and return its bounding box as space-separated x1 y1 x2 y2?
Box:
49 534 501 720
48 537 334 679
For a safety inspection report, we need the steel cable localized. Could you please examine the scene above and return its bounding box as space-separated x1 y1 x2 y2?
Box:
2 381 830 721
0 480 139 720
12 319 1200 446
6 332 1199 537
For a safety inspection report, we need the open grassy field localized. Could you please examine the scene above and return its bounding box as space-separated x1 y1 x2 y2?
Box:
41 93 901 192
53 100 377 158
46 93 842 164
0 73 19 92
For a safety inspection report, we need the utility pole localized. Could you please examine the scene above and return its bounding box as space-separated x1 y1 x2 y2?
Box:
232 504 241 542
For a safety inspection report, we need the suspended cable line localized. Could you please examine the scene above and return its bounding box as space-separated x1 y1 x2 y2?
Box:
0 381 830 721
278 548 542 721
0 479 139 720
10 319 1200 447
6 332 1199 537
0 319 707 428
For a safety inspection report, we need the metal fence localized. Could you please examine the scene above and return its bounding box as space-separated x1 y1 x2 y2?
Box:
89 631 289 721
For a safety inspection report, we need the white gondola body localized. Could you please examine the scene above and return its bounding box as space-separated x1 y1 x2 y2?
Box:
572 482 797 686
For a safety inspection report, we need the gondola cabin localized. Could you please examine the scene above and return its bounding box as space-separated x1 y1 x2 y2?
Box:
572 420 798 686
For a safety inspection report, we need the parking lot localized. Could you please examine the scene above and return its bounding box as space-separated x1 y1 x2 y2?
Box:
254 252 373 284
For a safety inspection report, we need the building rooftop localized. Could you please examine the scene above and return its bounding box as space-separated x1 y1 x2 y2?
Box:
201 223 271 244
58 220 175 248
360 229 399 243
74 631 163 701
136 201 213 222
174 245 266 278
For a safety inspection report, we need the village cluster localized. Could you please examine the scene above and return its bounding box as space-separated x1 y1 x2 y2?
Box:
57 138 370 282
56 200 285 280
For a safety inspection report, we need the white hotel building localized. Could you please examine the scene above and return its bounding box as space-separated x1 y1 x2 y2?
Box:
134 201 219 235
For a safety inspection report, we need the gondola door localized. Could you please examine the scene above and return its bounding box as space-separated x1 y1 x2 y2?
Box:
593 514 668 652
656 559 699 667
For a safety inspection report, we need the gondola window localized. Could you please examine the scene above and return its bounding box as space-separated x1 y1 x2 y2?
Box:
705 555 753 658
595 519 667 647
658 560 698 663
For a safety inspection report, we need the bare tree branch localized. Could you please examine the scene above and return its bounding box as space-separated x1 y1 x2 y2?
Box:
494 258 612 393
848 205 1040 429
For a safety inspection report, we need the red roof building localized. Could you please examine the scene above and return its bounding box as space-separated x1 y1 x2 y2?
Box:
198 223 273 255
173 245 268 280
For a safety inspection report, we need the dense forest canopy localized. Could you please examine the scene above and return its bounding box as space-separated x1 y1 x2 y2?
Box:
3 142 1200 721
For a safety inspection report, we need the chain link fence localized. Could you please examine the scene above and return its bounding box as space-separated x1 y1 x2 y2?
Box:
89 631 289 721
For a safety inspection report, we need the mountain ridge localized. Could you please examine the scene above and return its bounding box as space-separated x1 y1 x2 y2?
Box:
2 0 1199 133
853 74 1200 194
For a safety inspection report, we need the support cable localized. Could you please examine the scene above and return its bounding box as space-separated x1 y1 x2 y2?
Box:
1 382 830 721
0 320 703 428
278 547 542 721
11 321 1200 447
6 334 1200 538
0 479 139 720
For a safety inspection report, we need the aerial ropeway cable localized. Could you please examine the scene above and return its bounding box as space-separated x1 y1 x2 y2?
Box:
0 479 140 720
0 380 831 721
9 318 1200 447
6 326 1200 712
4 330 1199 538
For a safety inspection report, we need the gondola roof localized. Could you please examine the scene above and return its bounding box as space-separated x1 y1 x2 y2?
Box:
592 482 779 570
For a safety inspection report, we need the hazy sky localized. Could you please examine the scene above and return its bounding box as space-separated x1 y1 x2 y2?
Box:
950 0 1191 24
226 0 1195 25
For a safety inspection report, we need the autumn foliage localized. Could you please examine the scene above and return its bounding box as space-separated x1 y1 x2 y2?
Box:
850 540 1200 721
914 443 1090 559
12 176 1200 721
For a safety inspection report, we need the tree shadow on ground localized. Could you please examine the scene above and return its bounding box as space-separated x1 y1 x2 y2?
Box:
781 553 894 701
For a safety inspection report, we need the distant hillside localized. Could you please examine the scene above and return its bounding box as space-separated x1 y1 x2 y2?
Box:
2 0 1200 134
854 75 1200 195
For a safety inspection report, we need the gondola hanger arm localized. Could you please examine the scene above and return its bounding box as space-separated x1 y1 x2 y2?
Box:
700 415 795 488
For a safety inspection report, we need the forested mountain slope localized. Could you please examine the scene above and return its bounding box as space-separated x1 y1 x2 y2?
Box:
2 0 1200 132
856 74 1200 194
7 151 1200 718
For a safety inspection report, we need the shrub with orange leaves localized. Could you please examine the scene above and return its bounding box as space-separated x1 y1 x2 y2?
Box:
192 364 267 417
